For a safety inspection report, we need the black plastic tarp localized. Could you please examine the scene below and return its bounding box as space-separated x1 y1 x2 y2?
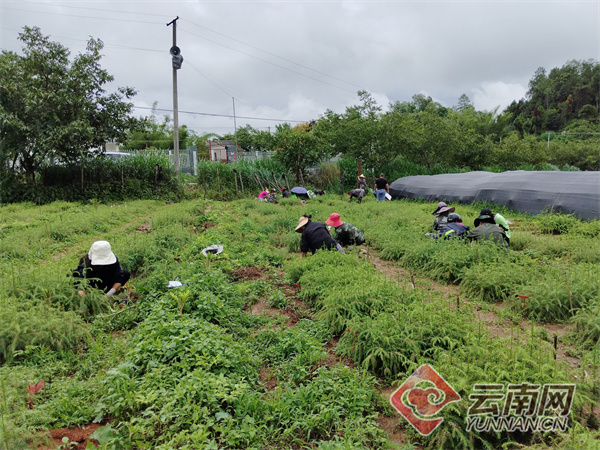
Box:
388 171 600 220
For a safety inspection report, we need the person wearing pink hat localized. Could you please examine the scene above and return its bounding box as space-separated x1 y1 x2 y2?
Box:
432 202 456 232
325 213 365 247
73 240 130 297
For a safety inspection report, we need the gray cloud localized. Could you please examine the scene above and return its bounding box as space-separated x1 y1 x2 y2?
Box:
1 0 597 136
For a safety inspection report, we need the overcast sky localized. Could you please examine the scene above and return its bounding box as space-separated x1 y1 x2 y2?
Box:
1 0 598 138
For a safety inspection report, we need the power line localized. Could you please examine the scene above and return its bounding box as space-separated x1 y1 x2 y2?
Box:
133 105 308 123
3 5 165 25
181 18 365 92
184 60 241 100
7 3 365 95
21 1 170 18
180 27 358 94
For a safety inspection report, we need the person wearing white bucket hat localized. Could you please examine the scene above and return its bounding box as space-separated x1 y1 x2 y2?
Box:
73 240 130 296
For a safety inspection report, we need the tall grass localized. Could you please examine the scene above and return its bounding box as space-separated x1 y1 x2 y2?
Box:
3 152 181 204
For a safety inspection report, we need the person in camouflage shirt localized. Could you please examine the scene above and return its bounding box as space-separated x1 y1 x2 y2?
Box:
325 213 365 246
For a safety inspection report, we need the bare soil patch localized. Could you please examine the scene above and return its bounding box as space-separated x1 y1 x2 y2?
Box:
135 222 151 233
375 415 420 449
372 256 460 299
259 365 279 391
231 266 266 281
321 337 356 370
39 424 103 450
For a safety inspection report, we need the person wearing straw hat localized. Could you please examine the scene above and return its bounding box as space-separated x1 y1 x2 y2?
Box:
432 202 456 232
73 240 130 296
325 213 365 247
467 212 509 248
357 174 367 192
295 215 342 257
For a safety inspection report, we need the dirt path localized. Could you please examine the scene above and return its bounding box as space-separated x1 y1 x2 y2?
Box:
370 254 582 371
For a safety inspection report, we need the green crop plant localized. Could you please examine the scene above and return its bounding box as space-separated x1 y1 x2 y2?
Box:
1 196 598 449
0 368 46 449
574 303 600 348
252 319 331 384
0 299 87 364
519 263 599 322
460 260 539 302
535 212 581 235
231 366 388 448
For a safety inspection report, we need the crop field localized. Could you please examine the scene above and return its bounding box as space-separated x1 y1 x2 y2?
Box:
1 195 599 449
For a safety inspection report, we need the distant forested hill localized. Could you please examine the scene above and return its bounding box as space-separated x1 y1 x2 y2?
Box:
505 59 599 136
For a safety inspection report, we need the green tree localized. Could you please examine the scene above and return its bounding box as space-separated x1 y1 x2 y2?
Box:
456 94 475 113
123 112 177 150
0 27 137 180
227 125 273 152
272 122 327 185
315 91 387 170
510 59 600 136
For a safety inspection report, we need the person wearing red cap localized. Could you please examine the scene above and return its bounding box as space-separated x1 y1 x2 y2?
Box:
325 213 365 247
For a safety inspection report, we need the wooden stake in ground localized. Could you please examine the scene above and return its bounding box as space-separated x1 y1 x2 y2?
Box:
216 167 221 192
283 173 290 191
253 173 261 191
233 169 239 196
201 169 207 200
238 170 244 193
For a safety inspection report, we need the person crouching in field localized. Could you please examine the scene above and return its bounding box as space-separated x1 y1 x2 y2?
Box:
348 188 365 203
438 213 470 239
325 213 365 247
467 212 509 248
479 207 511 244
432 202 455 231
73 240 130 297
295 215 344 256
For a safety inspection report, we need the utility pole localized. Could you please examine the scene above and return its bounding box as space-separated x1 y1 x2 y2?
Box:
167 17 182 176
232 97 238 162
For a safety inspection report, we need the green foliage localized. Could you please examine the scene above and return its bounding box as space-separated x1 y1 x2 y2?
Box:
574 303 600 348
0 299 87 364
519 264 599 322
196 158 289 200
510 60 600 135
0 26 137 181
252 319 331 384
272 122 331 185
1 197 598 449
3 151 181 204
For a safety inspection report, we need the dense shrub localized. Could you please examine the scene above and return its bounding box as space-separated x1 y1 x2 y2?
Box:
2 152 182 204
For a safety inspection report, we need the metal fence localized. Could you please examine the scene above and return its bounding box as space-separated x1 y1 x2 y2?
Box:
166 148 277 175
227 150 276 163
167 148 198 175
